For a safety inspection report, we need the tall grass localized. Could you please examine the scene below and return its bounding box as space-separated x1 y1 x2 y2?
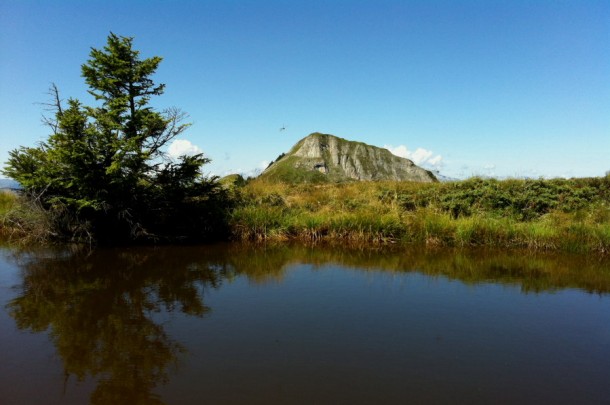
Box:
0 191 58 244
3 176 609 253
230 177 610 254
0 190 17 215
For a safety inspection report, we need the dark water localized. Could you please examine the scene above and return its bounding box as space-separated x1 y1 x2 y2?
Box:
0 243 609 405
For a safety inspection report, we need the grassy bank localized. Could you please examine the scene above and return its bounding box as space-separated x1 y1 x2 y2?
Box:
230 177 610 254
0 191 57 244
3 176 609 253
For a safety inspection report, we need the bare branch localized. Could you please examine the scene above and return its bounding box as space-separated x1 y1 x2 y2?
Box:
36 83 64 134
144 107 191 157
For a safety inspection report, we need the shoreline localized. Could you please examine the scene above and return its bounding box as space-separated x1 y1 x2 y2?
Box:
2 177 610 255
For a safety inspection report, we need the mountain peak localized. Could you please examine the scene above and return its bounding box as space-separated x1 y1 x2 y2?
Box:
260 133 437 183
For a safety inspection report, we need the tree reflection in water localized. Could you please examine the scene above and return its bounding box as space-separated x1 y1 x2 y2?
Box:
7 247 229 404
5 243 610 403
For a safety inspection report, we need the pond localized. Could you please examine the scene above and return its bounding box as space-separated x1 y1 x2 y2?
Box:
0 243 609 404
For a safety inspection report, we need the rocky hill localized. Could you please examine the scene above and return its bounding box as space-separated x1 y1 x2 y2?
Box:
260 133 437 183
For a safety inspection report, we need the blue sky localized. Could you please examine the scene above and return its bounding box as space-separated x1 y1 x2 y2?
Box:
1 0 609 179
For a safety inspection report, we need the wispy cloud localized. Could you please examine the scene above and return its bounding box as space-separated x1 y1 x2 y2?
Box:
217 160 271 179
243 160 270 177
384 145 443 169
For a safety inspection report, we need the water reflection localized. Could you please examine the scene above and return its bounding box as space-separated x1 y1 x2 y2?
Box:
6 247 227 404
219 244 610 294
5 244 610 403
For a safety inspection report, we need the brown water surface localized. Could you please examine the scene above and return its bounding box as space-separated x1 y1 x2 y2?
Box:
0 243 609 404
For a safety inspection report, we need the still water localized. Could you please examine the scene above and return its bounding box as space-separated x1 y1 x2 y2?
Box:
0 243 609 404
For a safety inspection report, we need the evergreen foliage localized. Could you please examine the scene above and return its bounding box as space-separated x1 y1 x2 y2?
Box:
3 34 230 243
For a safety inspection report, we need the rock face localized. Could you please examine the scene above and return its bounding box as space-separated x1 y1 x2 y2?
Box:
260 133 437 183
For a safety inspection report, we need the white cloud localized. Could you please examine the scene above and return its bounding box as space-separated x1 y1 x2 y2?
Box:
168 139 204 159
385 144 443 169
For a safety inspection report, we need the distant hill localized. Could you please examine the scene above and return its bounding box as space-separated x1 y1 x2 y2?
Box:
431 171 459 182
0 178 20 190
218 174 246 188
259 133 437 183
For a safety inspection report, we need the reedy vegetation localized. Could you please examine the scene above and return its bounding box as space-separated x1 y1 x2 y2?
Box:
3 169 610 253
0 191 57 244
0 191 16 215
230 176 610 254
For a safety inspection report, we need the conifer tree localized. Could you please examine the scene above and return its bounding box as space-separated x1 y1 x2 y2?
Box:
3 34 228 243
